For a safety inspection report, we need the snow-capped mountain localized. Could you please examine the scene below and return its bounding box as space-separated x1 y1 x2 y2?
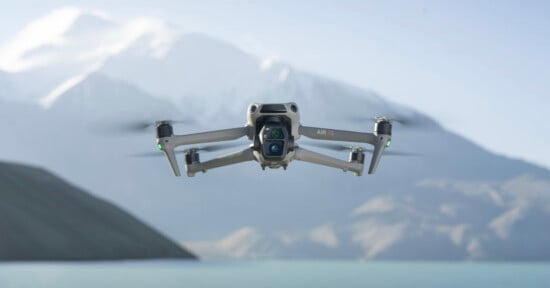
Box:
1 8 549 261
0 7 176 106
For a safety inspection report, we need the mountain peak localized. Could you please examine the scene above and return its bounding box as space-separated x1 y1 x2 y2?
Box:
66 9 115 32
0 7 178 105
0 7 111 73
0 6 178 74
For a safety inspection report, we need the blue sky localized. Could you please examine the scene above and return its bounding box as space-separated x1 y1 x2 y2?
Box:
1 0 549 168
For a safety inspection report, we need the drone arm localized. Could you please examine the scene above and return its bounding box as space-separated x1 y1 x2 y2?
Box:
158 126 251 176
299 125 378 145
293 147 364 176
368 134 390 174
185 148 256 177
300 125 391 174
168 127 251 147
162 149 181 176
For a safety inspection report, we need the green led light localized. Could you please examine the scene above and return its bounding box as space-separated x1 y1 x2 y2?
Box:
270 129 282 139
157 143 163 150
386 140 391 147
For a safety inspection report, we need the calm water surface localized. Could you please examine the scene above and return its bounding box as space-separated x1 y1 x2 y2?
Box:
0 260 548 288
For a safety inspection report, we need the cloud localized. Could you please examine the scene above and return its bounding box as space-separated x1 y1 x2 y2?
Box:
351 219 405 259
417 178 504 206
276 232 303 246
500 174 550 208
0 7 179 107
259 57 277 71
78 17 177 61
418 175 550 211
278 68 290 82
418 174 550 239
489 206 525 239
351 196 395 217
435 224 469 246
466 238 483 259
439 204 457 217
0 7 178 73
39 73 89 108
183 226 270 260
0 7 82 72
309 224 338 248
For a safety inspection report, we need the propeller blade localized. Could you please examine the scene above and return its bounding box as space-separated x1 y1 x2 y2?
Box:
349 113 434 129
130 142 246 158
129 150 183 158
302 142 351 151
119 121 156 133
375 116 419 127
193 142 245 152
361 147 421 157
96 117 195 135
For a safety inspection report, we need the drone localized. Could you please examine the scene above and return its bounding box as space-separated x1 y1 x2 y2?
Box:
145 102 406 177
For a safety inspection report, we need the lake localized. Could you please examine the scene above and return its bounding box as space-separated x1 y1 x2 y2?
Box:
0 260 548 288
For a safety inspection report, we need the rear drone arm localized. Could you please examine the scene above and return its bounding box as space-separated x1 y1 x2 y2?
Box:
158 126 252 176
185 148 256 177
293 146 364 176
298 125 391 174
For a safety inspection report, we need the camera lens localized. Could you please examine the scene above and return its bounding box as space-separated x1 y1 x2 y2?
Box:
264 141 285 158
269 143 282 154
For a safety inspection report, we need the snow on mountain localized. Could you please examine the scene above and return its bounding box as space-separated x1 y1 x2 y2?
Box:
50 73 179 118
98 32 416 125
1 8 550 261
0 7 177 105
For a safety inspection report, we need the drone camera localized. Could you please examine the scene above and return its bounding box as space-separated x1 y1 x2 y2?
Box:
156 122 174 138
263 127 286 157
266 142 284 157
260 124 289 159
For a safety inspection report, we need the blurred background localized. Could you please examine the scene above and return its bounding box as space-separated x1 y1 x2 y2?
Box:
1 0 549 270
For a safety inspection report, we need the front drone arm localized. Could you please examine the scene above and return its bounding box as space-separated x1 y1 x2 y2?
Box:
294 147 364 176
299 125 391 174
158 126 252 176
185 148 256 177
165 127 252 147
299 125 378 145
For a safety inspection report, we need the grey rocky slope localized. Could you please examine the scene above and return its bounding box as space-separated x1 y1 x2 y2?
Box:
0 161 196 261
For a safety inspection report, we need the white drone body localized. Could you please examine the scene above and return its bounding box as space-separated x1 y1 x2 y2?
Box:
156 102 392 177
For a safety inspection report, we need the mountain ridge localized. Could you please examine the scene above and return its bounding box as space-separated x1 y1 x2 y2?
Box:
0 160 196 261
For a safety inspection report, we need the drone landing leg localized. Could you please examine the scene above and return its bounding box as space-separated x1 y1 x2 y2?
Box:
294 147 364 176
185 148 256 177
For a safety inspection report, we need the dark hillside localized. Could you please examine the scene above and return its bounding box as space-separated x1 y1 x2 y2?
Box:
0 161 196 261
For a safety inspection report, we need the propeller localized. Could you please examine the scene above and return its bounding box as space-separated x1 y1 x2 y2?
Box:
375 116 416 127
129 151 181 158
93 117 195 135
118 118 194 133
301 142 421 157
129 142 246 158
186 142 245 153
349 114 433 129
